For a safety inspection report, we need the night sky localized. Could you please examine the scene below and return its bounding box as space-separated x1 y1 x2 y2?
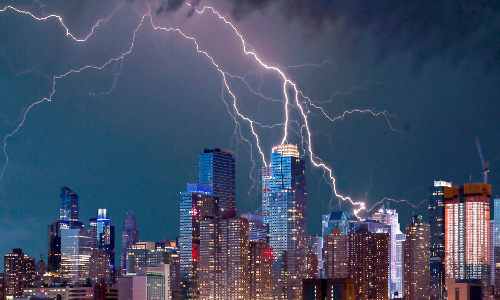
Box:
0 0 499 270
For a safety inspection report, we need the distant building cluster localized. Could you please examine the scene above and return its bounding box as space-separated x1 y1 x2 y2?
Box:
0 146 496 300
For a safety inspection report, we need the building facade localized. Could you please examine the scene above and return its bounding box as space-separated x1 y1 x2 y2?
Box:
198 148 235 214
302 278 355 300
249 241 273 300
121 211 139 277
404 215 430 300
444 183 491 296
429 180 450 300
495 198 500 295
372 204 405 298
348 221 390 300
60 187 79 222
61 228 92 284
179 183 219 299
3 249 35 298
266 144 307 300
325 226 348 279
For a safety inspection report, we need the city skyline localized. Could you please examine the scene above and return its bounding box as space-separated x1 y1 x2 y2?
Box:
0 0 499 273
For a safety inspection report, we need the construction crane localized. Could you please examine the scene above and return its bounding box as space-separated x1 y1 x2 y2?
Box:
476 137 489 184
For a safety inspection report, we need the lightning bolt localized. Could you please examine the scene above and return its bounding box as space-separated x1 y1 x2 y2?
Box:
1 0 409 218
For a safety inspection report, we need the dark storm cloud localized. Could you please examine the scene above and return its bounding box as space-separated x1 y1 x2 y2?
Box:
226 0 500 73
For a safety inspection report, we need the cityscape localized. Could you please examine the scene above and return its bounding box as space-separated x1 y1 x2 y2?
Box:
0 144 496 300
1 0 500 300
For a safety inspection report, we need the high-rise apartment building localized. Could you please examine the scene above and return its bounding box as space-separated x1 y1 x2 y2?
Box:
494 197 500 295
61 228 92 284
325 226 348 279
266 143 307 300
348 220 390 300
491 220 495 289
179 183 219 299
444 183 491 296
404 215 430 300
199 148 235 214
125 242 170 275
429 180 450 300
3 249 35 298
60 186 79 222
121 210 139 277
249 241 273 300
199 212 249 299
306 234 322 279
372 204 405 298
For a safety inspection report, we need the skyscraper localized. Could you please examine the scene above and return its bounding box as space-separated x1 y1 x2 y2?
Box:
248 241 274 300
372 204 405 298
444 183 491 296
3 249 35 298
429 180 450 300
121 210 139 277
494 197 500 295
404 215 430 300
266 143 307 300
60 187 78 222
179 183 219 299
262 166 271 225
199 148 235 214
325 226 348 279
241 212 267 242
348 220 390 300
118 264 171 300
199 211 249 299
61 228 92 284
491 220 495 289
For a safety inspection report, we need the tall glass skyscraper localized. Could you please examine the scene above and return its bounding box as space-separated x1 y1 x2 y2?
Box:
494 198 500 293
198 148 235 214
179 183 219 300
60 187 78 222
61 228 92 284
265 144 307 300
428 180 450 300
121 211 139 277
89 209 115 284
372 204 405 298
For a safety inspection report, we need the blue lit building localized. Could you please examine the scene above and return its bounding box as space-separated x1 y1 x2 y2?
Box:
198 148 235 214
179 183 218 300
266 144 307 300
121 211 139 277
89 209 115 284
60 187 78 222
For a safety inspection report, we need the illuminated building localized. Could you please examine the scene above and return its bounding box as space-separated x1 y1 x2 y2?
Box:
302 278 355 300
403 215 430 300
61 228 92 284
199 211 249 299
90 248 112 285
325 226 348 279
60 187 79 222
121 210 139 277
249 241 273 300
89 209 115 284
125 242 171 275
199 148 235 214
241 212 267 242
495 197 500 295
3 248 35 298
348 220 389 300
491 220 495 289
0 273 4 300
444 183 491 296
322 210 355 238
445 278 482 300
266 143 307 300
306 234 322 279
429 180 450 300
179 183 218 300
118 264 171 300
23 286 66 299
372 204 405 298
262 166 271 225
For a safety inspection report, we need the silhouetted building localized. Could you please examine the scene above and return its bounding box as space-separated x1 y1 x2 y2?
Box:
404 215 430 300
3 249 35 298
429 180 450 300
302 278 355 300
199 148 235 214
266 144 307 300
34 254 47 287
179 184 218 299
348 220 389 300
121 211 139 277
325 226 348 279
444 183 491 296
